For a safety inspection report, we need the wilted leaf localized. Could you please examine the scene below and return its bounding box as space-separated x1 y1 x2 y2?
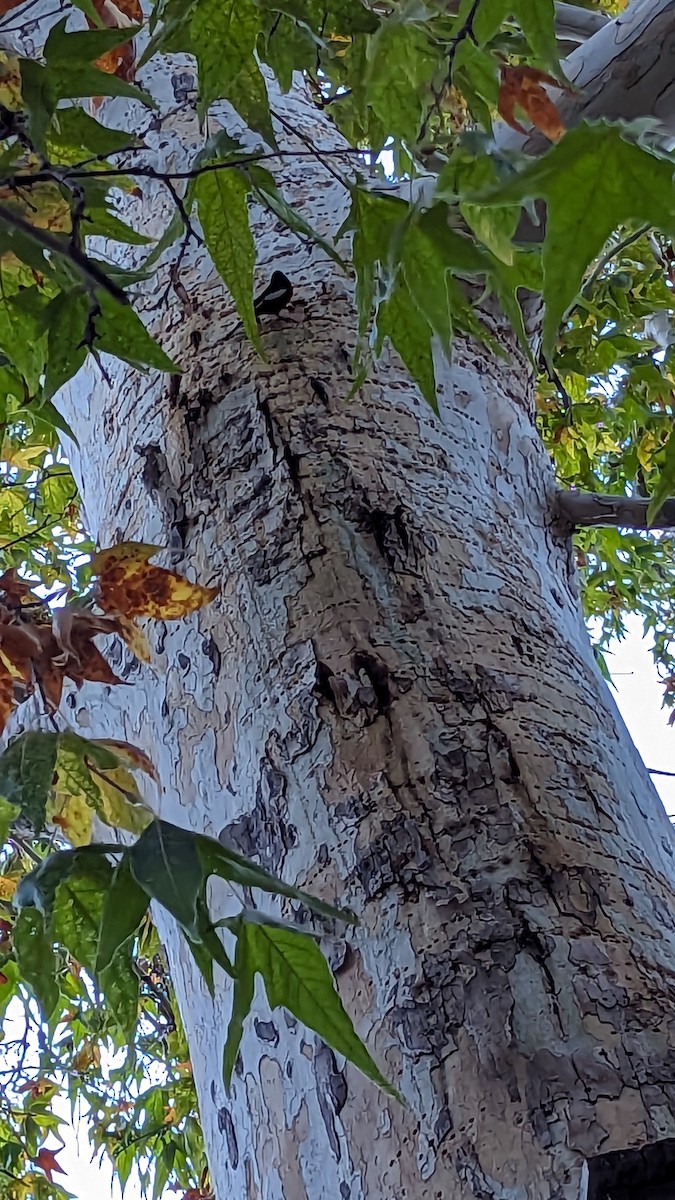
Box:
498 65 569 141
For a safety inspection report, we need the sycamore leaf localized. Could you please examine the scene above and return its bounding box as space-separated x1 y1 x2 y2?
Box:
43 19 151 106
129 820 204 936
375 281 437 413
33 1147 67 1183
13 908 59 1019
92 541 218 619
0 732 59 834
475 123 675 357
198 835 352 924
648 428 675 526
96 853 149 972
94 291 179 372
194 167 261 350
52 851 113 971
190 0 273 142
222 915 397 1096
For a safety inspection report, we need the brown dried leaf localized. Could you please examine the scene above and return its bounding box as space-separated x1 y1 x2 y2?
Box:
498 65 570 142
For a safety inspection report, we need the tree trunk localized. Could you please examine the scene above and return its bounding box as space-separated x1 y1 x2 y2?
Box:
49 23 675 1200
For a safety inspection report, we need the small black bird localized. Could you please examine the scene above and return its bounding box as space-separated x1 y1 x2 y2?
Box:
254 270 293 318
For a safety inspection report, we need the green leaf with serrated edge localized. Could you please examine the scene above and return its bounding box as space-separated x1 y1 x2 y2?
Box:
473 123 675 358
43 291 89 402
194 167 261 350
53 852 113 972
13 908 59 1019
354 21 440 150
190 0 271 135
129 820 204 936
0 732 59 835
375 280 437 412
47 107 139 163
224 916 398 1097
247 165 344 266
97 854 150 973
95 290 180 372
0 796 19 846
18 59 56 156
648 428 675 526
345 187 408 337
198 835 353 924
100 938 140 1037
44 20 143 69
225 56 276 148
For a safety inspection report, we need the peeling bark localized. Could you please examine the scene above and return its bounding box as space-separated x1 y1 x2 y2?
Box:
31 3 675 1198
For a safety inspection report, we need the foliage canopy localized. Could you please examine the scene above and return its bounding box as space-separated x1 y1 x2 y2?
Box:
0 0 673 1194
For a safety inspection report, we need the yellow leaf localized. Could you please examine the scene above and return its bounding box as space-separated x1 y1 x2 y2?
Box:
93 541 218 619
47 792 93 847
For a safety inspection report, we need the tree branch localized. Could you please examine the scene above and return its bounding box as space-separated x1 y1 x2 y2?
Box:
556 490 675 530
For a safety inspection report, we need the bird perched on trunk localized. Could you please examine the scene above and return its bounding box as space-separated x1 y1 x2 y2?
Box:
254 271 293 318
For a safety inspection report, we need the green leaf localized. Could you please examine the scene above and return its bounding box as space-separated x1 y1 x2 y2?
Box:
0 732 59 835
43 291 90 402
0 796 19 846
13 908 59 1019
94 291 180 372
190 0 273 141
53 852 113 972
198 834 353 924
129 820 204 937
375 281 437 412
19 59 56 156
194 166 260 350
97 853 150 973
223 916 397 1096
475 123 675 357
648 427 675 526
247 165 344 266
100 938 140 1037
41 21 152 107
47 107 139 163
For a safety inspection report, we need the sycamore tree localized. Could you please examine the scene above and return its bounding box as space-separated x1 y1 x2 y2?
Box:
2 0 675 1197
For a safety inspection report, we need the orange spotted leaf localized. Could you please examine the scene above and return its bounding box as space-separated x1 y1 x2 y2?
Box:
498 65 570 142
93 542 218 619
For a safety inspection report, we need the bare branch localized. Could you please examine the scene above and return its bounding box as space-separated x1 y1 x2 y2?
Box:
556 490 675 530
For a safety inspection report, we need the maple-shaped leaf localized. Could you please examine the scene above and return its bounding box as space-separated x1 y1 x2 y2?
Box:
33 1147 67 1182
92 542 219 619
475 123 675 357
498 65 570 141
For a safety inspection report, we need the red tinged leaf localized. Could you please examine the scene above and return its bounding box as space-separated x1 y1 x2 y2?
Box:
498 65 571 142
33 1147 66 1182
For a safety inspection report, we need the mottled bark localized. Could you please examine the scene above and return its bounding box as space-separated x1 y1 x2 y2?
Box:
32 4 675 1199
